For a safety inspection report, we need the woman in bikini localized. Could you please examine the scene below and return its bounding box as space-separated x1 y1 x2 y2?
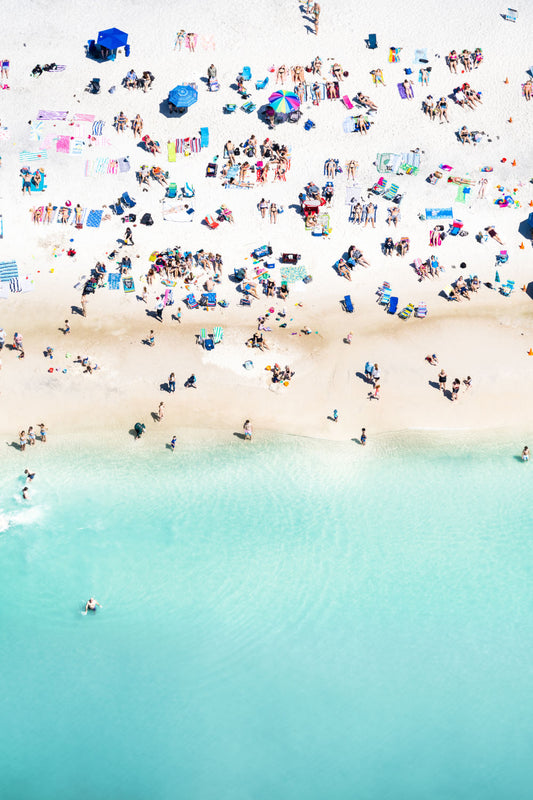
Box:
75 204 83 225
352 202 363 224
45 202 54 224
312 56 322 75
269 202 278 224
447 50 458 73
460 50 472 72
132 114 143 138
276 64 287 84
331 63 343 81
175 30 186 50
524 79 533 101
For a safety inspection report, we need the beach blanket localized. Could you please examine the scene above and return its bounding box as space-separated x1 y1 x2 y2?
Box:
73 113 95 123
37 110 68 121
345 185 363 205
0 260 18 282
0 282 9 299
29 121 44 141
122 276 135 293
425 207 453 219
19 150 47 162
162 199 194 222
56 135 71 154
413 48 428 64
86 209 103 228
118 157 130 173
107 272 121 290
92 120 105 136
455 185 468 204
343 117 356 133
89 135 112 148
167 141 176 162
70 138 85 156
280 264 308 283
397 83 408 99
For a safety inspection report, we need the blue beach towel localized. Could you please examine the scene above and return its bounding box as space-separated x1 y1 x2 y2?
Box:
425 207 453 219
413 48 428 65
86 209 103 228
0 260 18 282
107 273 121 289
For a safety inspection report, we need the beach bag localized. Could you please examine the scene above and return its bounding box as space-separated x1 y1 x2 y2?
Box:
303 275 313 284
141 213 153 226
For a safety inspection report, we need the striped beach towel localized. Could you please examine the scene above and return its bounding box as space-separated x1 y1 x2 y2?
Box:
9 277 21 293
73 113 95 123
86 209 103 228
0 261 18 282
85 158 109 176
37 110 68 121
108 160 118 174
92 120 105 136
191 137 201 153
19 150 48 162
89 135 112 147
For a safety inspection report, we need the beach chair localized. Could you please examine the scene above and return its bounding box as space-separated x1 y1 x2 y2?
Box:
387 296 399 314
213 326 223 344
121 191 136 208
241 66 252 81
224 103 237 113
415 302 428 318
202 292 217 308
200 127 209 148
369 177 387 195
240 296 252 306
342 95 354 109
382 183 400 201
399 303 415 319
186 293 198 309
367 34 378 49
204 337 215 351
500 280 515 296
343 295 354 313
304 119 316 131
182 182 195 197
204 215 219 229
241 101 256 113
110 200 124 215
379 291 392 306
449 220 463 236
199 327 207 346
252 245 272 259
496 250 509 264
442 284 457 301
167 183 178 199
255 77 269 90
504 8 518 22
206 163 218 178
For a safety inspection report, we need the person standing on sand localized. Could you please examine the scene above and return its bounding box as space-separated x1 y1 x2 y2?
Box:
333 409 338 422
243 420 253 440
451 379 460 401
168 372 175 392
155 297 164 322
19 431 27 451
438 369 447 394
158 402 165 421
361 428 367 446
81 296 88 317
170 435 177 452
39 423 47 442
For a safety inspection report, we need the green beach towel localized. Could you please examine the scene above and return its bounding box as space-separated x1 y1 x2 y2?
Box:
167 141 176 162
455 185 467 204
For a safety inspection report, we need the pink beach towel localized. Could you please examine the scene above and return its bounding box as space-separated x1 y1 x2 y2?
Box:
73 113 95 123
56 135 71 153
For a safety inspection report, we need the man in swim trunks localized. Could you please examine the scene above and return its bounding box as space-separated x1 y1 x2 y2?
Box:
134 422 146 439
85 597 102 612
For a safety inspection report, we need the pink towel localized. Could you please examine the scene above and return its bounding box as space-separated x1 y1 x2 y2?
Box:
56 135 70 153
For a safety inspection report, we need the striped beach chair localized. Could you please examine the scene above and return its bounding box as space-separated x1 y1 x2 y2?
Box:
213 326 223 344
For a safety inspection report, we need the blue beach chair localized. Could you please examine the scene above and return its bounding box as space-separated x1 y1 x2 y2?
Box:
167 183 177 198
255 77 269 90
387 296 399 314
367 34 378 49
241 66 252 81
343 295 354 312
121 191 136 208
185 293 198 309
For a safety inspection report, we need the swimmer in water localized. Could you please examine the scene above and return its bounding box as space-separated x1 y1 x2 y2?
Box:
85 597 102 612
22 486 29 500
170 435 177 451
522 446 529 462
24 469 36 482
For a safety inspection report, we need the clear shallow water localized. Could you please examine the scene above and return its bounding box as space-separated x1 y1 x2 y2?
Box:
1 433 533 800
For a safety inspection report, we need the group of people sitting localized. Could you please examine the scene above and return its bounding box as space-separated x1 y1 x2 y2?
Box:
146 249 223 284
122 69 155 92
383 236 410 256
413 255 441 279
246 331 270 350
137 164 168 189
349 200 377 226
452 83 483 109
446 48 483 73
336 246 371 279
457 126 485 145
449 274 480 300
271 364 295 384
221 137 290 185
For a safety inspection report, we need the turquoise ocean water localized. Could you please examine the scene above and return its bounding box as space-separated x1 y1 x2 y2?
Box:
1 433 533 800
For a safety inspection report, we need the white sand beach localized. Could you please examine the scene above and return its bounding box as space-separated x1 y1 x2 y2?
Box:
1 0 533 442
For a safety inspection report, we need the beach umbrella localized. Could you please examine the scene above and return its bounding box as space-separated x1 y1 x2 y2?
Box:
495 270 501 284
168 84 198 108
97 27 128 50
267 90 300 114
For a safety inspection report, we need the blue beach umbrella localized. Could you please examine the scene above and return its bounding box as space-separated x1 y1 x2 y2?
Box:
97 27 128 50
168 84 198 108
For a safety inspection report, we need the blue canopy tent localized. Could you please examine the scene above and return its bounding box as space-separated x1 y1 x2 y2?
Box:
168 84 198 113
87 28 129 60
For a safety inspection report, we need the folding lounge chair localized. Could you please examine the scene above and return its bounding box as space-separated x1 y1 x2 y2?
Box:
255 77 269 90
504 8 518 22
206 163 218 178
382 183 400 201
449 220 463 236
204 337 215 351
121 191 136 208
342 95 354 109
399 303 415 319
185 293 198 309
182 182 195 197
304 119 316 131
343 295 354 312
204 215 219 229
241 101 256 113
415 302 428 318
500 280 515 296
199 327 207 346
167 183 178 199
224 104 237 113
367 33 378 49
202 292 216 308
443 284 457 301
379 291 392 306
370 177 387 194
213 326 223 344
387 296 399 314
111 200 124 215
241 66 252 81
